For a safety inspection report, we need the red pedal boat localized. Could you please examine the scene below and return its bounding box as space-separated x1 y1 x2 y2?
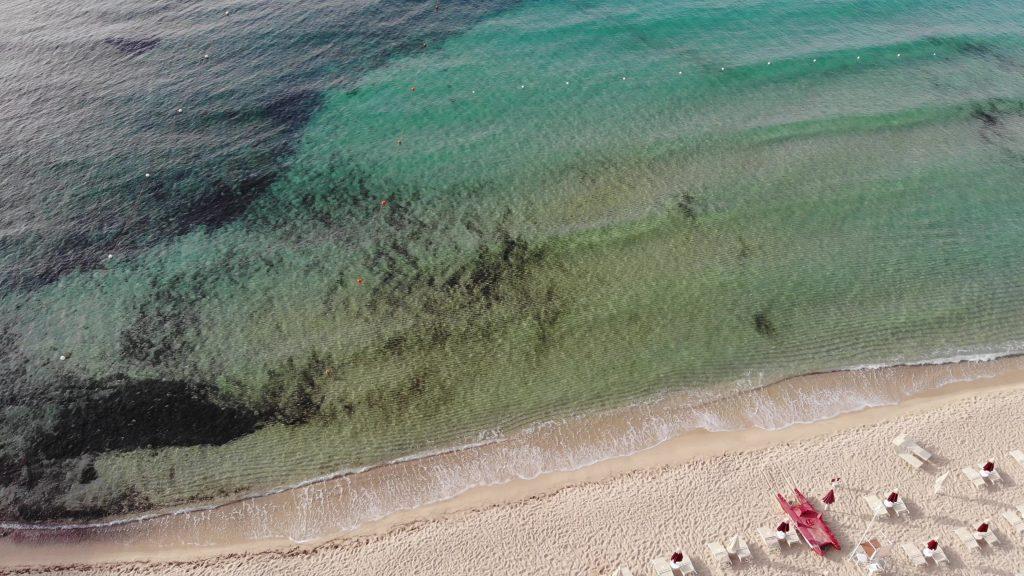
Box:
776 489 841 556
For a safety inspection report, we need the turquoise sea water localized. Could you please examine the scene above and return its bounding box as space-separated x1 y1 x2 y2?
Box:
2 0 1024 521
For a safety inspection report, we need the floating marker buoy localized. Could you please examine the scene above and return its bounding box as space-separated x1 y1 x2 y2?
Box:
897 53 901 57
520 85 525 89
471 90 475 94
176 108 183 113
380 199 388 207
678 71 682 74
59 355 66 361
356 277 364 286
812 58 817 63
107 254 113 259
720 67 725 71
767 61 772 65
145 173 150 177
856 56 861 60
565 81 569 85
410 86 416 91
621 76 626 80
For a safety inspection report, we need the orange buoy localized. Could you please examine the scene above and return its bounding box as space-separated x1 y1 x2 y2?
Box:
356 276 364 286
380 199 389 207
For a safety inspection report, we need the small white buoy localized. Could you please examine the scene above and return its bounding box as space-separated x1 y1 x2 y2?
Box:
145 173 150 177
176 108 183 113
767 61 772 65
812 58 817 63
59 355 66 361
621 76 626 80
203 53 210 59
720 67 725 71
932 52 937 56
224 10 230 15
520 84 525 89
107 254 113 259
856 56 861 60
897 53 901 57
565 81 569 85
471 90 475 94
678 71 682 75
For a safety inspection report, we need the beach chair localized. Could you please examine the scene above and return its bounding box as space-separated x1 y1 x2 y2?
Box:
1018 504 1024 519
784 530 800 547
757 526 780 551
707 541 730 566
612 567 635 576
930 545 949 565
979 529 999 546
901 543 927 567
675 554 696 576
892 495 909 517
897 451 924 470
863 494 888 518
954 527 981 553
1010 449 1024 467
892 434 932 462
726 535 751 563
649 559 673 576
1002 510 1024 536
962 467 987 489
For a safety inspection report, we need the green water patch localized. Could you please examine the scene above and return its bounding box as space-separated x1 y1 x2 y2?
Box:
4 0 1024 520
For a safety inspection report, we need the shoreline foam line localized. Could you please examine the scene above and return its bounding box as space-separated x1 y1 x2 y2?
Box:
2 348 1022 556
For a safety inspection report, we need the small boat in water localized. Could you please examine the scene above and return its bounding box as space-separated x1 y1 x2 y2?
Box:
776 489 841 555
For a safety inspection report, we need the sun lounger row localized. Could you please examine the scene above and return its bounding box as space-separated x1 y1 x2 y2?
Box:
900 542 949 567
955 524 999 552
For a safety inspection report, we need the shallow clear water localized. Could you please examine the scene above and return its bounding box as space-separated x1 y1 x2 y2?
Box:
2 0 1024 521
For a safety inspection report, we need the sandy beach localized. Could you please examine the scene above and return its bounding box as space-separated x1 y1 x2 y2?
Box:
7 364 1024 575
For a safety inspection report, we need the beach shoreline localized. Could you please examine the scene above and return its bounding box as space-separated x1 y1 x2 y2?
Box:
7 355 1024 572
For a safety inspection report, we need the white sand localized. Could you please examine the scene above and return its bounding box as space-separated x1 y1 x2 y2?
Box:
8 378 1024 575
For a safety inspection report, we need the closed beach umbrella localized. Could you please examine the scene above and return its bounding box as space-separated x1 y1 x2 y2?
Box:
926 540 938 550
776 522 790 533
977 523 989 533
887 492 899 503
670 552 683 564
983 461 995 472
822 489 835 510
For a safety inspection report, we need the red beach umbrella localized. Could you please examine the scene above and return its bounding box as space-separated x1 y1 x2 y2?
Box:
926 540 938 550
887 492 899 503
983 461 995 472
776 522 790 533
670 552 683 563
822 490 835 505
977 523 989 533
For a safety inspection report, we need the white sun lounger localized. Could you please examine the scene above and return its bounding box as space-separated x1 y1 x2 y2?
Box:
1011 450 1024 467
784 530 800 546
612 567 635 576
675 555 696 576
892 495 909 517
962 467 987 489
892 434 932 461
726 534 751 563
863 494 888 517
979 529 1000 546
897 451 925 470
901 543 927 567
707 541 730 565
1004 510 1024 536
955 527 981 552
649 559 673 576
757 526 780 551
930 545 949 565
